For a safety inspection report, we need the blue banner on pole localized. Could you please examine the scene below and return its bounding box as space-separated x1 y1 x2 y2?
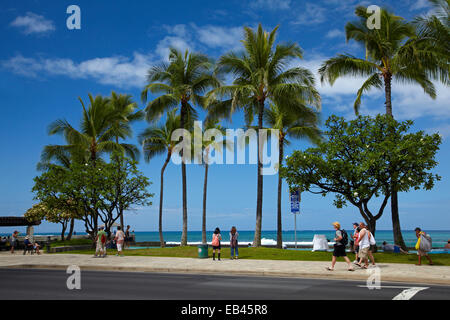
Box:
290 189 300 213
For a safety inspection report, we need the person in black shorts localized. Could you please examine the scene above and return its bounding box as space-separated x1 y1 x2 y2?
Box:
327 222 354 271
211 227 222 261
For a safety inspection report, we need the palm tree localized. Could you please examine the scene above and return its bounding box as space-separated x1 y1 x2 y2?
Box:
139 109 181 248
318 6 447 249
109 91 144 229
207 24 321 246
264 103 322 248
413 0 449 85
192 119 229 244
141 48 220 246
48 94 138 164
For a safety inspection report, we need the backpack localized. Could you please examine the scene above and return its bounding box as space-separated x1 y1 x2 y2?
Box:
340 229 349 246
212 234 220 246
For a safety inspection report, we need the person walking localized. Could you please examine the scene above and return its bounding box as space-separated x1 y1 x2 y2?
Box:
326 222 354 271
212 227 222 261
10 231 19 254
115 226 125 256
229 226 239 260
94 226 107 258
415 227 433 266
355 222 374 269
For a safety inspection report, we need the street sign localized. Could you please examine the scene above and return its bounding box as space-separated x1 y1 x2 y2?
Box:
290 189 301 214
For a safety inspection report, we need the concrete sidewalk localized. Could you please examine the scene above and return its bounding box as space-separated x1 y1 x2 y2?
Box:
0 252 449 285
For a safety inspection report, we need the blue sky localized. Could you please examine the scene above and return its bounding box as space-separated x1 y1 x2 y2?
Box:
0 0 449 235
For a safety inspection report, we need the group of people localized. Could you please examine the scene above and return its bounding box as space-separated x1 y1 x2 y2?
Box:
6 231 41 255
328 222 438 270
94 225 133 258
210 226 239 261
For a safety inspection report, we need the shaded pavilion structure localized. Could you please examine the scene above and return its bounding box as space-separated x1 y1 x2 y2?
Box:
0 216 41 239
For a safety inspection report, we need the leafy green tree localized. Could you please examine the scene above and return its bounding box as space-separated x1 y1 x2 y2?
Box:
32 154 153 238
264 103 321 248
281 115 441 239
207 24 321 246
25 202 80 241
141 48 219 246
318 6 447 249
139 109 181 247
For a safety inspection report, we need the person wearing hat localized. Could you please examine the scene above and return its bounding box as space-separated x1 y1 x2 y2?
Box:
23 235 34 254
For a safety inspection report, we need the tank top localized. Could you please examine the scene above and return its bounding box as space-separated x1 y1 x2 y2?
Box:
359 230 371 249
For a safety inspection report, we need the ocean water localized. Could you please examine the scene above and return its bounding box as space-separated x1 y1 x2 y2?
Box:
9 230 449 247
131 230 450 247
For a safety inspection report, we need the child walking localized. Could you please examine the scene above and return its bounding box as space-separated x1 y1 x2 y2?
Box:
212 227 222 261
230 226 239 260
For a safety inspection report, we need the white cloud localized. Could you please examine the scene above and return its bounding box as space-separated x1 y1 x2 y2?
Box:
325 28 345 39
10 12 55 35
1 23 246 88
292 3 327 25
194 25 243 50
2 52 153 88
249 0 291 10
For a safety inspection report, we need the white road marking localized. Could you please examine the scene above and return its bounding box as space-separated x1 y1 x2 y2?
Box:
392 287 429 300
358 285 429 300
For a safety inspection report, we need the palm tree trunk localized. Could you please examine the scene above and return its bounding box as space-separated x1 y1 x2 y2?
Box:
253 100 264 247
116 136 125 231
384 73 407 250
202 160 209 245
277 138 284 249
384 73 393 117
67 218 75 241
180 102 188 246
159 152 171 248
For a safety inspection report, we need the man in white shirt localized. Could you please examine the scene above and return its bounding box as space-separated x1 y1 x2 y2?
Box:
356 222 371 269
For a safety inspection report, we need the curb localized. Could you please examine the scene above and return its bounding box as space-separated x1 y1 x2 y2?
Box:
2 264 449 286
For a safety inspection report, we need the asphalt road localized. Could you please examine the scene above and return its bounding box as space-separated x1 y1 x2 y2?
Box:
0 268 449 300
